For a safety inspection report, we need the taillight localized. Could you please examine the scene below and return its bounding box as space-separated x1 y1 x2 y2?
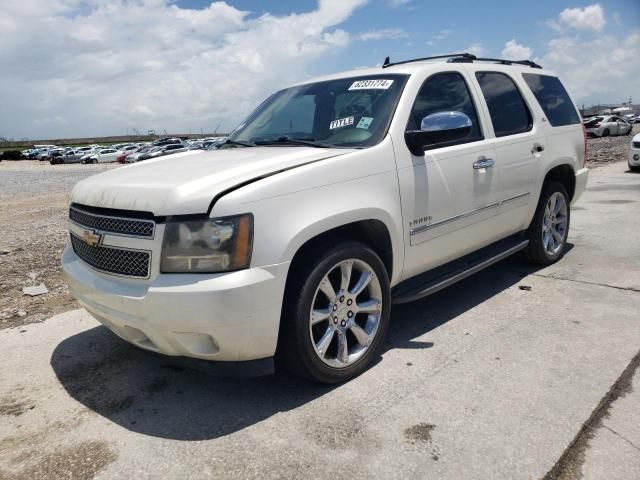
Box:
582 125 587 167
592 123 601 128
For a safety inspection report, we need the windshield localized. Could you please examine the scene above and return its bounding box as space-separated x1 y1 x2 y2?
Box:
225 74 408 148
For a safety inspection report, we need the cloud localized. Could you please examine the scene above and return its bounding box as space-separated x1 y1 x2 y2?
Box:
556 4 606 32
501 39 532 59
541 30 640 104
0 0 367 139
426 29 452 46
387 0 412 6
358 28 408 41
465 43 486 57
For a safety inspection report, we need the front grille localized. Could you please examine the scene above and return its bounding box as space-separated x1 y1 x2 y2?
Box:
71 234 150 278
69 206 155 238
633 141 640 149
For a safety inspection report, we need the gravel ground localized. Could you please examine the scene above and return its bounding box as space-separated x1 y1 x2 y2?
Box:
0 127 637 330
0 162 119 329
585 124 639 168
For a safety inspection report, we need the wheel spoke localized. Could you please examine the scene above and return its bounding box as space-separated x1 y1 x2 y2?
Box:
319 276 336 302
552 228 563 244
349 324 370 347
543 231 552 249
552 215 565 225
350 270 373 296
356 299 380 314
548 196 556 216
311 308 330 325
553 195 564 214
315 327 335 357
339 261 353 293
336 331 349 363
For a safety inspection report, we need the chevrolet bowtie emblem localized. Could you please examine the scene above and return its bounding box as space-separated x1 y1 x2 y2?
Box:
82 229 103 247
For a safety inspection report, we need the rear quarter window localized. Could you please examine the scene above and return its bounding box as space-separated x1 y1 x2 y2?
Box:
522 74 580 127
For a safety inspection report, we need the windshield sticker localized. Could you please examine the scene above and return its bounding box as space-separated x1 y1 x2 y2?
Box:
329 116 354 129
348 79 394 91
356 117 374 129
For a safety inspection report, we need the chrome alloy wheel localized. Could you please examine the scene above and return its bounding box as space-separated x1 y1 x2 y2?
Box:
309 259 383 368
542 191 568 256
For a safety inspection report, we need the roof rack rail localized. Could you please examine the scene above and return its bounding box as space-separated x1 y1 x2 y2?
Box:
382 53 475 68
381 53 542 69
472 57 543 69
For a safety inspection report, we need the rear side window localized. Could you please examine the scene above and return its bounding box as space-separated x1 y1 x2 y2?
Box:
522 74 580 127
476 72 532 137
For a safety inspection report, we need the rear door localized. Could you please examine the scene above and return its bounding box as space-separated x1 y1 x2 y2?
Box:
471 70 542 235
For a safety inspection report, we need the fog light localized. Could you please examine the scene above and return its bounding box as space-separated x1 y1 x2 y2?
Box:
634 154 639 161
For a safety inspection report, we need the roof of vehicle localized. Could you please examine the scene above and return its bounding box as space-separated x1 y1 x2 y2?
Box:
290 53 554 88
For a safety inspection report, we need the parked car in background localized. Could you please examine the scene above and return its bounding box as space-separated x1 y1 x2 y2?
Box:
153 143 187 157
583 115 633 137
629 133 640 172
50 149 83 164
0 150 25 161
82 148 122 164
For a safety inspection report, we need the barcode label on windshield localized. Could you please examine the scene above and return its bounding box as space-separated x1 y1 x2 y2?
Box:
348 79 394 90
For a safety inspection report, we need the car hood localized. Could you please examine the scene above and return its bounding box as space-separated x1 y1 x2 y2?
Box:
70 146 355 215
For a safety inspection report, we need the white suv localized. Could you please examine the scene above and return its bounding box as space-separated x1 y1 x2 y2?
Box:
63 53 588 383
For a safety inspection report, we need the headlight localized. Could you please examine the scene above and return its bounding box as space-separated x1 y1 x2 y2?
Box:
160 214 253 273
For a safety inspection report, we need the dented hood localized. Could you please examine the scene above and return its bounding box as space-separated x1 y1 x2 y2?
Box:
70 147 353 215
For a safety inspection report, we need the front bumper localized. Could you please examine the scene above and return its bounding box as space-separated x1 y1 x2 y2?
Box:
62 245 290 363
572 167 589 204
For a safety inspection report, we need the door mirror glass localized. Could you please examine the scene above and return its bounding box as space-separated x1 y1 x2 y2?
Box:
405 111 473 156
420 111 471 132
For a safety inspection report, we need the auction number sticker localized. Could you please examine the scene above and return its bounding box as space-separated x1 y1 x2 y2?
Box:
348 79 394 90
329 116 354 129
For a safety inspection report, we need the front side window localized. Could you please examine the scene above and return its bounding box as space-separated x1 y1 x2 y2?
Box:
406 71 483 142
476 72 532 137
226 74 409 148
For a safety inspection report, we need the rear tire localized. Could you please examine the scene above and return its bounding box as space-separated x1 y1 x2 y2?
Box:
279 241 391 384
521 182 571 266
602 128 610 137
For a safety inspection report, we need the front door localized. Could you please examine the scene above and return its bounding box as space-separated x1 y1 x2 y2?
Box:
396 71 501 280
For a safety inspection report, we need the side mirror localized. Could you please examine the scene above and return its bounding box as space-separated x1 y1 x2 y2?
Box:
405 111 472 156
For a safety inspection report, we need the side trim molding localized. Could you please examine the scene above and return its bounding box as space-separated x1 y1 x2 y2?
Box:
409 192 530 236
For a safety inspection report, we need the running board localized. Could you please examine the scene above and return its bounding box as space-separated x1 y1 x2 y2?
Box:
392 235 529 305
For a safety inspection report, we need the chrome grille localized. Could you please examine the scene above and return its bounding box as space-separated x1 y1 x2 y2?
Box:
633 141 640 149
69 206 155 238
71 234 150 278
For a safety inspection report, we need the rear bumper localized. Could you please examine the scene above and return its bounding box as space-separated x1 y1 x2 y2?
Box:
572 167 589 205
62 245 290 363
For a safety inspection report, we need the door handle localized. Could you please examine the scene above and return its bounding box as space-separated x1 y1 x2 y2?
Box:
473 157 495 169
532 144 545 154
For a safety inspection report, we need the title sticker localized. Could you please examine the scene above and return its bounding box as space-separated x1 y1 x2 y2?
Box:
329 116 354 129
356 117 374 129
348 79 394 90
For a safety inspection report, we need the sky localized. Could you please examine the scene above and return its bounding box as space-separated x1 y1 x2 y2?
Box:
1 0 639 140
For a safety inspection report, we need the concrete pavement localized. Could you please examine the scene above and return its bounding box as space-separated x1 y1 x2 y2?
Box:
0 162 639 479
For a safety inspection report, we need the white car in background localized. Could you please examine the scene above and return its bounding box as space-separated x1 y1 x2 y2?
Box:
583 115 633 137
629 133 640 172
82 148 122 164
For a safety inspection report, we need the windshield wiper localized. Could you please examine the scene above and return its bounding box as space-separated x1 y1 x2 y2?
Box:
254 137 332 148
218 139 257 148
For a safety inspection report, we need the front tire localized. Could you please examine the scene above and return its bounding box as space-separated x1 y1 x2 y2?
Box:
521 182 571 266
280 242 391 384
